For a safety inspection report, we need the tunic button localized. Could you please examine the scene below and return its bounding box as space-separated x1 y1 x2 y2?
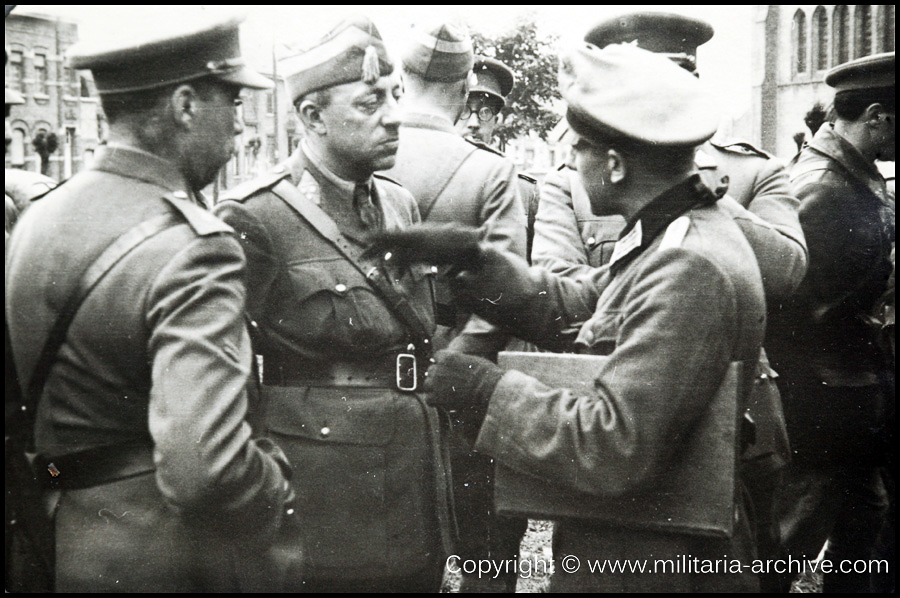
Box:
431 266 438 274
587 236 596 246
172 190 188 200
335 284 347 293
320 426 331 437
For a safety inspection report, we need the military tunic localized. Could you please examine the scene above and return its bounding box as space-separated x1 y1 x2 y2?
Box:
767 125 893 586
5 145 293 592
215 146 450 589
457 175 766 591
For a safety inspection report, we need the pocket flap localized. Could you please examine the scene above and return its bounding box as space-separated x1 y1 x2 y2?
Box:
262 386 397 446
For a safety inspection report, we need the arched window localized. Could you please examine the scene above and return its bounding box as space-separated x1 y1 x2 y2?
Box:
793 9 808 75
812 7 829 71
855 5 873 58
10 128 26 167
884 5 895 52
833 6 850 65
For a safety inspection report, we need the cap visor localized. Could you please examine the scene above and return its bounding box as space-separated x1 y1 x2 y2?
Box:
217 67 274 90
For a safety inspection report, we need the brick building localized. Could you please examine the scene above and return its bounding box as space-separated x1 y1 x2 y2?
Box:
5 10 103 180
752 5 894 159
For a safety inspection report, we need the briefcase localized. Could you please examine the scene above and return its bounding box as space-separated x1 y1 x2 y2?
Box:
494 351 743 538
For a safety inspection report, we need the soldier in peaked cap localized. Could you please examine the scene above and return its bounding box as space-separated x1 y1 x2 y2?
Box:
5 12 296 593
214 15 451 592
458 55 515 144
373 42 766 592
531 14 807 589
381 21 527 593
767 51 895 594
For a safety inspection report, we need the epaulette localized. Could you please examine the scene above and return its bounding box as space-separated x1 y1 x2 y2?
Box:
373 172 404 188
518 173 538 185
710 138 773 159
219 169 290 203
464 136 505 157
162 192 233 237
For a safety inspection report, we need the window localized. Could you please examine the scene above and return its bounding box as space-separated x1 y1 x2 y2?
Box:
34 53 49 95
813 7 829 71
884 5 895 52
833 6 850 65
10 128 26 166
855 5 873 58
793 10 808 74
8 49 24 92
266 92 275 115
64 66 79 96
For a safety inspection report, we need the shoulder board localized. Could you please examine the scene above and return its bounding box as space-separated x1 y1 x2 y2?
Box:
373 172 404 187
518 173 537 185
658 216 691 251
162 192 233 237
465 136 505 157
710 138 772 159
219 169 290 203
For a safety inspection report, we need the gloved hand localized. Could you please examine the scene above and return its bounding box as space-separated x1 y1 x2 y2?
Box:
367 223 484 270
424 350 505 411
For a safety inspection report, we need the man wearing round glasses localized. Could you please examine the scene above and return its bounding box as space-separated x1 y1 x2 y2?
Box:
457 56 514 146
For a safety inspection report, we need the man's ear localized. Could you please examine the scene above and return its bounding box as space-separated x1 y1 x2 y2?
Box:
607 148 626 184
864 103 889 126
298 99 327 136
171 84 198 130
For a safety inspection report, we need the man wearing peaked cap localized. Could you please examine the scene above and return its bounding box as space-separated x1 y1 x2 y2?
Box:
457 55 515 144
382 21 527 592
767 51 894 594
5 11 295 593
374 41 766 592
214 15 450 592
533 18 807 588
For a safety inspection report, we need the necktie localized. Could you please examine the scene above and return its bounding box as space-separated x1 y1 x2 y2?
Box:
353 182 383 231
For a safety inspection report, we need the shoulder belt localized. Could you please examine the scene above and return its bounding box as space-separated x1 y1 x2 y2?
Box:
373 172 403 187
269 178 433 353
519 173 540 264
12 211 184 448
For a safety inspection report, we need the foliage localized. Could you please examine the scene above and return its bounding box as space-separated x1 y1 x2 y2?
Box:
471 18 561 150
803 102 828 136
32 130 59 176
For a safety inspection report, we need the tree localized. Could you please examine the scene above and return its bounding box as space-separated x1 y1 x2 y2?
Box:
471 18 561 150
803 102 828 137
32 130 59 176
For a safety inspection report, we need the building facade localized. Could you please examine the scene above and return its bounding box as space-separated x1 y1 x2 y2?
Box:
5 11 103 181
752 5 894 160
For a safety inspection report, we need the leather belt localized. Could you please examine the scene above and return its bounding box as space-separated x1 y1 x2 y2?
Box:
35 443 155 491
263 353 423 392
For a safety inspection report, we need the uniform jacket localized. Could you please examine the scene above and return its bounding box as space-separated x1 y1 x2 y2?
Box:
215 147 450 585
768 125 894 462
5 145 292 592
384 111 526 358
461 175 766 591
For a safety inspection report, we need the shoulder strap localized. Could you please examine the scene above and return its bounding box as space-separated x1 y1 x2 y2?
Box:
270 179 433 354
14 212 181 446
418 144 481 221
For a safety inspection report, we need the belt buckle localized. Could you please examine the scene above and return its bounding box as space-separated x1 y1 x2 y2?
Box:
396 353 417 392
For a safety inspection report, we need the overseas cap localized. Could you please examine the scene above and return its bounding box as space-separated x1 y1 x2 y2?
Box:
561 43 719 147
281 15 394 104
471 56 515 104
584 12 714 73
401 20 474 82
66 11 272 95
5 51 25 106
825 51 894 92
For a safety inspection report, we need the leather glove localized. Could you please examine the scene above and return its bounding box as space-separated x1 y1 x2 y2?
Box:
368 223 484 270
424 350 505 411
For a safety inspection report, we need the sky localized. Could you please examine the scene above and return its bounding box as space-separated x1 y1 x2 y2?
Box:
13 5 757 120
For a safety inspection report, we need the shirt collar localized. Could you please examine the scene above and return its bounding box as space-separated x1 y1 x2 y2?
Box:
300 139 371 196
608 174 716 275
89 143 192 195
